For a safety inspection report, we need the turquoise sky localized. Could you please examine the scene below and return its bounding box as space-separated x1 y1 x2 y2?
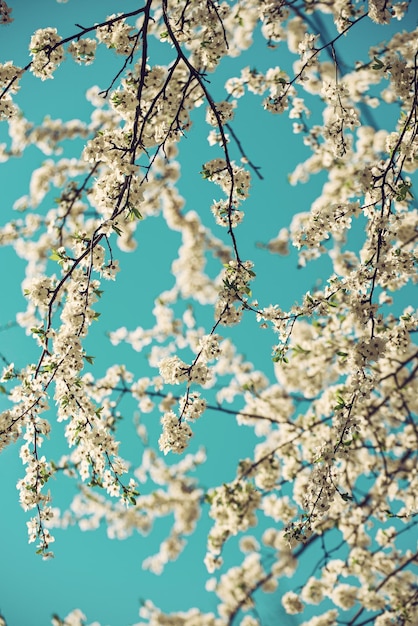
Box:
0 2 416 625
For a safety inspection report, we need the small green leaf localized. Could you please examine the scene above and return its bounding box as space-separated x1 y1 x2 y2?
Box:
334 394 346 410
49 250 62 262
31 327 46 336
131 207 143 220
42 363 56 373
371 56 384 70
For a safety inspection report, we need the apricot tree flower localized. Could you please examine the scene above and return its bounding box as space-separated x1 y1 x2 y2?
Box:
0 0 417 625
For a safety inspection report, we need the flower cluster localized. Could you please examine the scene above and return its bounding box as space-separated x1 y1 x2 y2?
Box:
179 392 206 420
206 100 235 126
215 260 255 326
321 81 360 157
68 39 97 65
96 15 135 55
159 356 189 385
206 480 261 561
163 0 230 69
158 410 192 455
30 28 64 79
0 0 12 25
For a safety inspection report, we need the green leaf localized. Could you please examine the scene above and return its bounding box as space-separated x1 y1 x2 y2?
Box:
293 344 310 355
84 355 95 365
127 205 143 221
395 182 413 202
42 363 56 373
31 327 46 336
49 249 62 262
371 56 384 70
334 394 346 410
